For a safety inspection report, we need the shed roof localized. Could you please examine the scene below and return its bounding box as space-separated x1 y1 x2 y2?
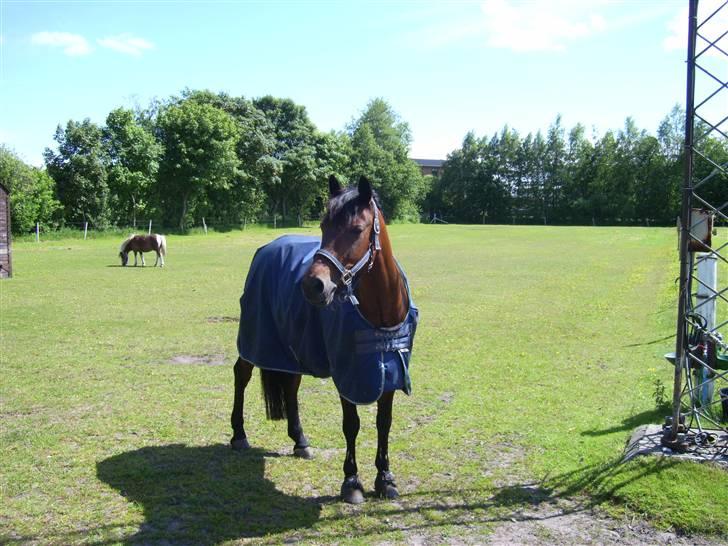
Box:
411 158 445 168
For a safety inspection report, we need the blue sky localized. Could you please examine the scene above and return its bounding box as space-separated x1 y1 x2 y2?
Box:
0 1 722 166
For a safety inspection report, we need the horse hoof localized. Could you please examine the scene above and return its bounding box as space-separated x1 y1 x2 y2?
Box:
293 446 314 459
231 437 251 451
341 476 365 504
343 488 365 504
374 471 399 500
376 484 399 500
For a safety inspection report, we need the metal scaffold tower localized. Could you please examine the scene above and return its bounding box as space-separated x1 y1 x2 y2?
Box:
667 0 728 455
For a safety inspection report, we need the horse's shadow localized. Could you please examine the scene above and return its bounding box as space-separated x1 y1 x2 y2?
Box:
96 444 322 544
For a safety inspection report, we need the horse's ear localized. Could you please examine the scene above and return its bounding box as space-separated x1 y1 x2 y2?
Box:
328 175 343 197
358 176 372 202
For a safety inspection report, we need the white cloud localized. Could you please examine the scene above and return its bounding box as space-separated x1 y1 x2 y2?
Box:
97 34 154 56
31 31 91 56
480 0 609 52
663 0 726 57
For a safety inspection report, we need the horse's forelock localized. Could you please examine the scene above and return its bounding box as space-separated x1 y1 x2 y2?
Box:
324 186 380 226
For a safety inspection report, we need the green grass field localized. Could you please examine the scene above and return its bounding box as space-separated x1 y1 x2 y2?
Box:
2 225 727 544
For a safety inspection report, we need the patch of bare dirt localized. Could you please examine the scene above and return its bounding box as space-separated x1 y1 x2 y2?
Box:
393 494 728 546
168 354 227 366
439 391 455 404
206 316 239 323
485 497 727 546
395 434 728 546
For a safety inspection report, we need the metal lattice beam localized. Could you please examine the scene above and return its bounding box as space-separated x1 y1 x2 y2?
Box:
668 0 728 450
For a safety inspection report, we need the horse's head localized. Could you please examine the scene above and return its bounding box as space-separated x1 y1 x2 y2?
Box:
302 175 381 307
119 251 128 266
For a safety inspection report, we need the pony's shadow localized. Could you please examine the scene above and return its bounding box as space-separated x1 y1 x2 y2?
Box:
96 444 322 544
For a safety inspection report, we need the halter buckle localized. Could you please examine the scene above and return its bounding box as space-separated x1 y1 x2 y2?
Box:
341 269 354 286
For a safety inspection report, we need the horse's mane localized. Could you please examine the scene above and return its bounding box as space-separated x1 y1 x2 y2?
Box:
119 234 137 253
323 186 382 226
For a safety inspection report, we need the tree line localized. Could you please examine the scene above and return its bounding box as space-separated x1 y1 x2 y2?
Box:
1 91 426 234
427 107 727 226
2 91 726 235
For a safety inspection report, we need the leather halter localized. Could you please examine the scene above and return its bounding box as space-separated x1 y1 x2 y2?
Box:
314 200 381 299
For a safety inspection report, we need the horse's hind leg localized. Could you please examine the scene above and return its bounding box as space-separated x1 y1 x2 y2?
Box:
230 357 254 450
374 391 399 499
340 397 365 504
284 374 313 459
140 252 146 267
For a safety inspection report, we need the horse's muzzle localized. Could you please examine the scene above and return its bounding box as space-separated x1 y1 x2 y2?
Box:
302 269 337 307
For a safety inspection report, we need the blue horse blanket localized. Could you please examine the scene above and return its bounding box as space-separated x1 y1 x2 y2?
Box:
237 235 418 404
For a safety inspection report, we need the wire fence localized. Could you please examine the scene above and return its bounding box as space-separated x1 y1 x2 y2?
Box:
16 215 328 242
17 211 687 243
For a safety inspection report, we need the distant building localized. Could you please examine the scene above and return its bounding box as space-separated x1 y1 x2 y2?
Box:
412 158 445 177
0 183 11 278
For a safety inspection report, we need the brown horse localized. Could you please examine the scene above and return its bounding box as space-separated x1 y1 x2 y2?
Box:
119 234 167 267
231 176 417 503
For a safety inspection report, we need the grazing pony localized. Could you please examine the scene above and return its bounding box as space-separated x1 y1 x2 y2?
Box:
231 175 418 504
119 234 167 267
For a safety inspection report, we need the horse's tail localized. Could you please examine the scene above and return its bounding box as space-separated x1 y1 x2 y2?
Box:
158 235 167 256
260 369 288 421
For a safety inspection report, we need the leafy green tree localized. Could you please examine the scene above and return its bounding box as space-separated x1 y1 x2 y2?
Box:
511 132 536 222
693 130 728 216
587 130 618 224
44 119 110 227
528 131 548 223
104 108 162 227
252 96 326 225
633 135 671 224
561 123 596 223
348 98 426 221
314 130 352 186
438 131 512 223
183 90 274 225
156 99 240 229
542 115 567 223
0 146 60 233
658 105 685 161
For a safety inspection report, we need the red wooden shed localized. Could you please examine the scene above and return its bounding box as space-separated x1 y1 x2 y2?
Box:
0 183 12 278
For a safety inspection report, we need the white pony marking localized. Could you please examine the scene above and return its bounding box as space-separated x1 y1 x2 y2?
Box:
156 234 167 267
119 234 136 253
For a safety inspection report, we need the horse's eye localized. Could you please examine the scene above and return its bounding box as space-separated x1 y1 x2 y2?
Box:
350 226 365 235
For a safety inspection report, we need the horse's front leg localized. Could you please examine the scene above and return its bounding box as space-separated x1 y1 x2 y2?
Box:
154 251 160 267
283 374 313 459
340 397 365 504
375 391 399 499
140 252 146 267
133 251 138 267
230 357 254 450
